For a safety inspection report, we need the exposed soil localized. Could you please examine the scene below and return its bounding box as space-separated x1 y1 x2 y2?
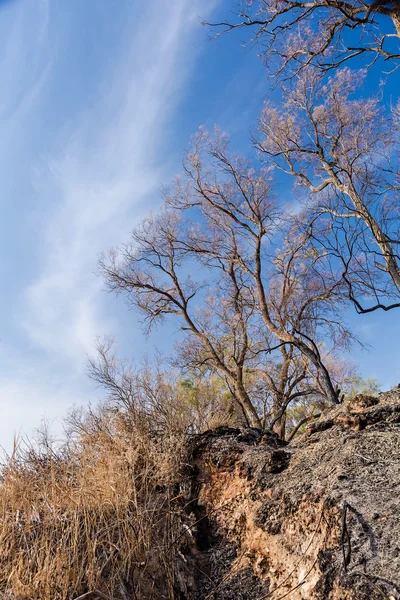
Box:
179 388 400 599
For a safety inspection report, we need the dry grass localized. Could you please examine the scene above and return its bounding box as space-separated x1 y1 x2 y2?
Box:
0 406 191 600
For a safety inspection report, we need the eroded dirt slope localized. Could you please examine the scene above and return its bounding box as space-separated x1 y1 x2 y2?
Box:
183 388 400 599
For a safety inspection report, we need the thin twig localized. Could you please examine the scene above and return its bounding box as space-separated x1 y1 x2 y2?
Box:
73 590 114 600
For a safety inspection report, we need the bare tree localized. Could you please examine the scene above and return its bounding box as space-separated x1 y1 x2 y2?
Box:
87 339 244 434
101 132 353 433
257 67 400 312
206 0 400 78
247 227 354 436
101 208 263 427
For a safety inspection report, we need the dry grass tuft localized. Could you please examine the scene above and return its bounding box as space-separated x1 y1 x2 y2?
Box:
0 406 191 600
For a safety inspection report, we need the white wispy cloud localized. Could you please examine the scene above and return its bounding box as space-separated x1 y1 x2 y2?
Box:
0 0 216 450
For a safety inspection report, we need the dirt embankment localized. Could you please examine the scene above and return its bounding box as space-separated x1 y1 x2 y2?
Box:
180 388 400 599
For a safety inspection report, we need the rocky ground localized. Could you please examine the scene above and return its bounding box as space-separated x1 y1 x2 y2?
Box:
177 388 400 599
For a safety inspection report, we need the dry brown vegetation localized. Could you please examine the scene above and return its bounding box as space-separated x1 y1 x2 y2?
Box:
0 404 190 600
0 365 381 600
0 346 246 600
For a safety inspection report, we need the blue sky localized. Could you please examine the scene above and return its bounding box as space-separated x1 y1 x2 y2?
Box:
0 0 398 451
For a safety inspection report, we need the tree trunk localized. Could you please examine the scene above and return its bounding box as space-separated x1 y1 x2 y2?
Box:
348 187 400 290
323 166 400 291
234 384 262 428
271 390 288 440
272 412 286 440
298 343 339 405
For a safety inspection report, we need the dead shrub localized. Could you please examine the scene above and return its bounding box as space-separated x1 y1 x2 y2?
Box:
0 405 191 600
